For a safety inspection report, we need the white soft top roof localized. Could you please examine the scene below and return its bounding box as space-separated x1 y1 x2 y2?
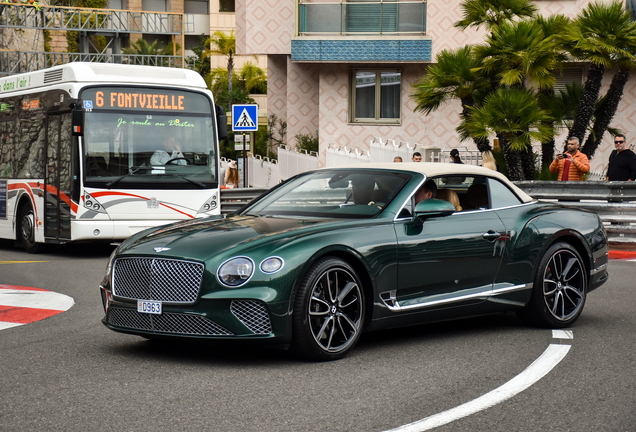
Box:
323 162 533 203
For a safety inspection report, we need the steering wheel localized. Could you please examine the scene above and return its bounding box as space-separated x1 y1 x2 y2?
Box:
166 157 188 165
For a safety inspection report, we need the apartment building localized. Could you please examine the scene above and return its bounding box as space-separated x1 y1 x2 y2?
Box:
235 0 634 172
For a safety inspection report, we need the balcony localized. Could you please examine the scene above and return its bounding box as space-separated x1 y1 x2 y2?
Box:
293 0 430 62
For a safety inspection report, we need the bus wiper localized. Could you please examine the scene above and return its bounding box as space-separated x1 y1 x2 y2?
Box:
164 174 208 188
105 166 149 189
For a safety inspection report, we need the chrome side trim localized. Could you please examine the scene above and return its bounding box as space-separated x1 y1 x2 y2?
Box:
380 288 491 312
590 262 607 275
379 283 532 313
491 283 533 296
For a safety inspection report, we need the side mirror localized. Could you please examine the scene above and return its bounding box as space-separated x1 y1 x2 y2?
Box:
414 198 455 218
70 99 84 136
215 104 228 141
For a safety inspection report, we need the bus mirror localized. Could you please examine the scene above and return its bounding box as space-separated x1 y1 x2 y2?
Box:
215 105 228 141
72 105 85 136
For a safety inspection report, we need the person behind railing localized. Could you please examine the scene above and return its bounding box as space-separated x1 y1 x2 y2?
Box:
394 156 403 162
606 134 636 181
411 152 422 162
450 149 463 164
549 137 589 181
481 150 498 171
224 160 240 188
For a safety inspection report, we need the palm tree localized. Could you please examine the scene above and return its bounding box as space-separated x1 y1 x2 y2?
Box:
455 0 538 33
203 30 236 110
411 45 492 151
473 19 563 91
562 1 636 155
237 61 267 94
461 88 553 180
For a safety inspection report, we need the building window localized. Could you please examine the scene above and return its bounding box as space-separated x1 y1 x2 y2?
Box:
219 0 235 12
350 70 401 124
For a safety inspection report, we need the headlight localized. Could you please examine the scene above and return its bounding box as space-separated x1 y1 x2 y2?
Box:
217 257 254 287
260 256 284 274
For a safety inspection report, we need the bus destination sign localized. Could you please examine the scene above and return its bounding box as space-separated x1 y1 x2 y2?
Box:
81 87 211 114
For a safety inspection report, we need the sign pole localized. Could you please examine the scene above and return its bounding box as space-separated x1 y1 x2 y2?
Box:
242 133 247 188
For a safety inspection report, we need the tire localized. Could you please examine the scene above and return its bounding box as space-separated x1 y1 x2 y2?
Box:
517 242 587 328
19 202 44 254
291 257 365 361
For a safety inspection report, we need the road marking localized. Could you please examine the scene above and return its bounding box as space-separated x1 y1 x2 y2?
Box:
0 285 74 330
0 261 49 264
385 343 571 432
552 329 573 339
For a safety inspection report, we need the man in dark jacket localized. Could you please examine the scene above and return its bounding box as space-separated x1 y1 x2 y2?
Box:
607 134 636 181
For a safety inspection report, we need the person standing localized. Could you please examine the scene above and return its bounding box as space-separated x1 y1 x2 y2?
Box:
224 160 240 188
549 137 590 181
450 149 463 164
411 152 422 162
606 134 636 181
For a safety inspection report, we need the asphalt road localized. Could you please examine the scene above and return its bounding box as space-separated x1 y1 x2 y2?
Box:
0 241 634 432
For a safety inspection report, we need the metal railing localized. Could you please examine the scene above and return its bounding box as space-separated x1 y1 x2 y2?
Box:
0 50 187 76
515 181 636 246
220 188 268 215
297 0 426 36
0 3 182 34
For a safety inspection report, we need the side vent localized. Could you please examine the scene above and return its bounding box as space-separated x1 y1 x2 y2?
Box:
43 69 63 84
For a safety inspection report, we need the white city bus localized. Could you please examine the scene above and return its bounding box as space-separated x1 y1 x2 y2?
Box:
0 62 227 252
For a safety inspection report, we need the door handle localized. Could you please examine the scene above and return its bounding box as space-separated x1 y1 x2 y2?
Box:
482 231 501 242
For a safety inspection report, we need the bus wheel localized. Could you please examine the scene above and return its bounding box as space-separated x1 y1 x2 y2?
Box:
19 203 43 254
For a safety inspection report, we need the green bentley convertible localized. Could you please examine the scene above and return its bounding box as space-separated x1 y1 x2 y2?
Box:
100 163 609 361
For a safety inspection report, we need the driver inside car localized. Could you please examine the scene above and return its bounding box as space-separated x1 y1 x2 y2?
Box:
150 136 186 165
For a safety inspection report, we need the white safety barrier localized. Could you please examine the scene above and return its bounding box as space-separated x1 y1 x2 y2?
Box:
369 137 419 163
325 144 370 166
278 146 320 180
247 155 280 188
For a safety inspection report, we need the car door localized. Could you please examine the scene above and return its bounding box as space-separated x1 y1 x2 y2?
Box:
391 176 507 312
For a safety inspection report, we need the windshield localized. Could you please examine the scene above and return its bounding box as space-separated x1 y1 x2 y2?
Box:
80 87 218 189
243 169 412 218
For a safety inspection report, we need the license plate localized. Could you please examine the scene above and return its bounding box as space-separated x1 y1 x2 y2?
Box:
137 300 162 315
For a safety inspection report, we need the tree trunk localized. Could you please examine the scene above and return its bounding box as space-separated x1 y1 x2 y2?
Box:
541 138 555 170
581 67 629 159
520 144 535 180
500 135 524 181
570 63 604 143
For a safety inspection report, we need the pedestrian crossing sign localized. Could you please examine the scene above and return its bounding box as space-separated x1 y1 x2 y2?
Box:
232 104 258 132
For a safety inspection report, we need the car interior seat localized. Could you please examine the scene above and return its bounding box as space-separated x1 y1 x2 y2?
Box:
436 189 462 211
463 183 488 210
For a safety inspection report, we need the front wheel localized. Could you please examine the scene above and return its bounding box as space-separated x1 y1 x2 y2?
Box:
19 202 44 254
291 257 365 361
517 242 587 328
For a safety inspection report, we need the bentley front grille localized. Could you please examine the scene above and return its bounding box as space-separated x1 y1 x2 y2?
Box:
112 257 204 303
230 300 272 335
107 307 233 336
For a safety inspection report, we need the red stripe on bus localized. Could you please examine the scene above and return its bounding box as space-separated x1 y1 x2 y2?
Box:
90 191 195 218
0 284 48 292
0 305 63 323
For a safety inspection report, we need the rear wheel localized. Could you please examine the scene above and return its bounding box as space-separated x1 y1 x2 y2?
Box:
19 202 44 254
517 242 587 328
291 257 365 361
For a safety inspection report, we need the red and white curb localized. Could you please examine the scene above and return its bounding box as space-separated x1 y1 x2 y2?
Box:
0 284 74 330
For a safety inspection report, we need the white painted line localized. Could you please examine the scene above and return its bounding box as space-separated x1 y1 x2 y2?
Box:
0 321 23 330
552 329 573 339
0 289 74 311
385 344 571 432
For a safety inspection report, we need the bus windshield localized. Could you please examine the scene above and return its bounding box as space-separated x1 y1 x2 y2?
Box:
80 86 218 189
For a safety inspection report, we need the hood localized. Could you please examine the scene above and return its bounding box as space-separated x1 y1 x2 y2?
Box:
117 214 339 260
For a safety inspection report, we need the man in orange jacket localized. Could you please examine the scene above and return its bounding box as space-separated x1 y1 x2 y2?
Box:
550 137 590 181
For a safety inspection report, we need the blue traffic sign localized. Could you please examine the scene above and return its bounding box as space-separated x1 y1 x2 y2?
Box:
232 104 258 132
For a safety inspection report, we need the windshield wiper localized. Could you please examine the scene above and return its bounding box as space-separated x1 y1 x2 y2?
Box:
105 166 149 189
161 174 208 188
